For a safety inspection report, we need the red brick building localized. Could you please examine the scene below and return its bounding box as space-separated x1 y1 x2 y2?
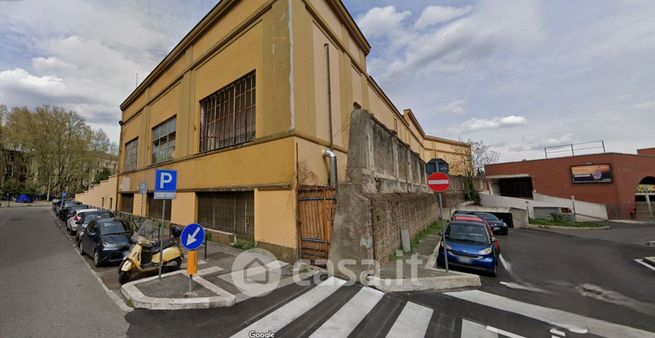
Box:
485 150 655 219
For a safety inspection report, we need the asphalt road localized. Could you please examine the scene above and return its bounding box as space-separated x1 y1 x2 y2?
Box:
479 225 655 332
0 207 128 338
2 208 653 337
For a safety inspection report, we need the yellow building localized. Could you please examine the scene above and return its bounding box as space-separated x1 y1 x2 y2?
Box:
116 0 470 260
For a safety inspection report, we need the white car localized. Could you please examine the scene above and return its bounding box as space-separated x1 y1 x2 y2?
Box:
67 208 98 234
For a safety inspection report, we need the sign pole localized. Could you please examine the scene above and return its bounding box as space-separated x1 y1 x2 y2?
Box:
158 199 165 279
438 192 449 273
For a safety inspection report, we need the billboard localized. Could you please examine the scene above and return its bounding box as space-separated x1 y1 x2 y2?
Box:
571 164 612 183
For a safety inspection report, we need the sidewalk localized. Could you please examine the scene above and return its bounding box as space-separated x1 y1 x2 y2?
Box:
368 231 481 292
121 239 320 310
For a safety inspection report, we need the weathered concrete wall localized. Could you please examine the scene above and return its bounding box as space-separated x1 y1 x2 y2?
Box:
328 109 439 281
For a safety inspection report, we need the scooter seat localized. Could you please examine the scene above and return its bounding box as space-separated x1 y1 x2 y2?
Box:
147 238 177 254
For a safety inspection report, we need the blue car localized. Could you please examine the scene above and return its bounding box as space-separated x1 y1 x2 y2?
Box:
15 194 33 203
437 221 499 276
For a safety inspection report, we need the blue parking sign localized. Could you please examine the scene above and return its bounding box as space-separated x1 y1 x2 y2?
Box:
154 169 177 199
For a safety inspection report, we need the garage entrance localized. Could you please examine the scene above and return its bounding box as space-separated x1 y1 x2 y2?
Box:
497 177 534 198
635 176 655 220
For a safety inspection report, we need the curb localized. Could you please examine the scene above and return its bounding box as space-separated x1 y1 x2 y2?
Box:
367 272 481 292
121 267 236 310
526 224 610 231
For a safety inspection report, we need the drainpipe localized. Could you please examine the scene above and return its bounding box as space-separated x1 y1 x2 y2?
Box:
323 149 338 191
323 43 337 190
324 43 333 150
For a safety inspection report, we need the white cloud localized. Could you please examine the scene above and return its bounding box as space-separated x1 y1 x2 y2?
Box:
415 5 473 30
0 68 66 95
449 115 527 133
436 99 466 114
357 6 411 38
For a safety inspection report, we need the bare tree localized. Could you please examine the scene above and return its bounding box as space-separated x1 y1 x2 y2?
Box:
451 139 500 200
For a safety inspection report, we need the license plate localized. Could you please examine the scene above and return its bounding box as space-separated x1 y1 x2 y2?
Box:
457 256 473 264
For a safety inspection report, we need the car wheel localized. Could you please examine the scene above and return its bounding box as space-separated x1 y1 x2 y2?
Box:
93 250 102 267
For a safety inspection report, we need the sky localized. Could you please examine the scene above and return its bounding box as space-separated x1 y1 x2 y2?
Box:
1 0 654 162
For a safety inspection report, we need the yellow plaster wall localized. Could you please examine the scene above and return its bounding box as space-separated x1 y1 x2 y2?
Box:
254 189 297 249
76 176 118 210
171 192 197 225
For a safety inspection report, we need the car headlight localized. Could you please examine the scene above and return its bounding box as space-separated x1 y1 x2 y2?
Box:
102 241 118 248
444 243 453 251
479 247 493 255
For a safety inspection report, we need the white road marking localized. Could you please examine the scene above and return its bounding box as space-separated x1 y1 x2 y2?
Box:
635 259 655 272
230 277 346 337
499 281 549 293
486 325 525 338
310 286 384 337
446 290 655 338
386 302 433 338
460 320 497 338
550 328 566 336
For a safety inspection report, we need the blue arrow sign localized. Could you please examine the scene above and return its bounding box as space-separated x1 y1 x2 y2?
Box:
181 223 205 251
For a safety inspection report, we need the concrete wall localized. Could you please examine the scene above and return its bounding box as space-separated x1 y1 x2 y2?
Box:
533 192 608 220
329 109 439 281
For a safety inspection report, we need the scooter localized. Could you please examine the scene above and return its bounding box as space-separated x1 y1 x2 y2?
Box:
118 226 184 284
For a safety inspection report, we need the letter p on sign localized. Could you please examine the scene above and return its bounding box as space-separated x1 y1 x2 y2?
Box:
155 169 177 192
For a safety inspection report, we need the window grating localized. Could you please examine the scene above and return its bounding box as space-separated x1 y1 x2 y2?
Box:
152 117 176 164
197 191 254 237
124 138 138 171
200 71 256 152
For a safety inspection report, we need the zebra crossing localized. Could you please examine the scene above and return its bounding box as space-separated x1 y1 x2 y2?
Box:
230 276 538 338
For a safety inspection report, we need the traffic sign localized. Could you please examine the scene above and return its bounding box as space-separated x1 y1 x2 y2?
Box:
181 223 205 251
154 169 177 199
427 172 450 193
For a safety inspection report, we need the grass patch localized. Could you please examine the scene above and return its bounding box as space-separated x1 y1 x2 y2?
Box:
298 266 309 274
126 298 134 308
410 221 442 252
530 218 604 228
231 238 255 250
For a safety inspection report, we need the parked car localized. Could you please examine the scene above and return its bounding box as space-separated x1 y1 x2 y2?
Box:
66 208 98 235
15 194 33 203
470 212 509 235
437 221 499 276
51 199 60 211
79 218 133 267
58 200 82 220
63 204 90 223
451 214 500 254
75 210 114 243
454 210 509 235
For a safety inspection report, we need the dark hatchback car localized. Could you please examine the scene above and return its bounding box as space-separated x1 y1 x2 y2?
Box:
75 210 115 243
454 210 509 235
79 218 133 267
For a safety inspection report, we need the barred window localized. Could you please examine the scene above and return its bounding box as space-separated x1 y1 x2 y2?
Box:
197 191 254 237
152 117 176 164
124 138 138 171
200 71 256 152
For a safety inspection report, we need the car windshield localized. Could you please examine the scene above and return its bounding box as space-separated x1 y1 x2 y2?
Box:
99 221 128 235
446 223 489 244
478 213 500 221
82 212 112 223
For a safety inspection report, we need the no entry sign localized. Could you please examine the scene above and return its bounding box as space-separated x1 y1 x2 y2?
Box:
427 172 450 193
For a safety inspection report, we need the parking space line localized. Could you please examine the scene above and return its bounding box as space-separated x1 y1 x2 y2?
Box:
486 325 524 338
634 259 655 272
